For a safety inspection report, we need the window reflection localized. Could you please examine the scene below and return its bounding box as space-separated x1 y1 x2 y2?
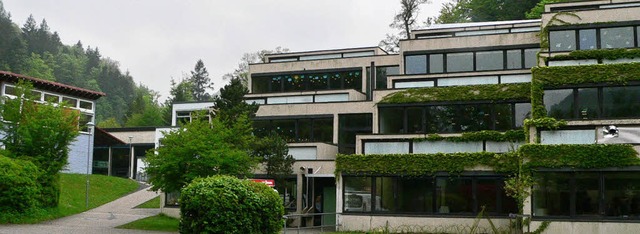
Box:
252 69 362 94
601 27 634 49
550 30 576 52
579 29 597 50
406 55 427 74
544 89 574 119
447 52 474 72
476 51 504 71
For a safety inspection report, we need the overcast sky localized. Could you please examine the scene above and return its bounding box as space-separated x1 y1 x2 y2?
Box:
3 0 450 101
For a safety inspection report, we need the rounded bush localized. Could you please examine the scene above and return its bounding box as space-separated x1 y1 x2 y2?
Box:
179 175 284 234
0 155 39 213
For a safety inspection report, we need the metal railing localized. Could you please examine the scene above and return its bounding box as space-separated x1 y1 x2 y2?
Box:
282 212 342 234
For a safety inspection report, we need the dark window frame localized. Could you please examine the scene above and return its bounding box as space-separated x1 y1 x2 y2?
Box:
548 22 640 52
251 68 363 94
543 83 640 120
253 117 334 143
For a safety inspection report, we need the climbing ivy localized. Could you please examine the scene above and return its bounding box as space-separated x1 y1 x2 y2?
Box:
416 130 525 143
520 144 640 169
549 48 640 62
379 83 530 104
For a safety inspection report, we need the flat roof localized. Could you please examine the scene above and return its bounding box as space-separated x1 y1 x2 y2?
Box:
414 19 541 32
0 70 106 100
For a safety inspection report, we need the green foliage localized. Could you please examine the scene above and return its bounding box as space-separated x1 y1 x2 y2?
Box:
539 12 581 49
526 0 571 19
336 152 518 176
117 214 179 232
520 144 640 169
22 52 55 81
464 0 540 22
144 115 258 193
0 82 80 207
213 77 258 125
379 83 530 104
252 131 295 190
124 86 165 127
434 0 471 24
189 59 213 101
179 175 284 234
531 62 640 117
417 130 525 142
97 117 121 128
549 48 640 61
0 154 39 213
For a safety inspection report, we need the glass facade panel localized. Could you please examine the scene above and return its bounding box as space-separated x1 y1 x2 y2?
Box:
476 51 504 71
446 52 474 72
603 86 640 118
604 172 640 218
429 54 444 73
545 89 574 119
405 55 427 74
338 114 372 154
397 177 434 213
506 50 522 69
79 100 93 110
524 49 539 68
273 119 296 142
515 103 531 128
436 177 473 214
575 173 600 216
375 66 399 90
252 70 362 93
494 104 513 131
533 172 571 216
579 29 597 50
344 71 362 90
379 107 404 134
312 118 333 143
577 88 599 119
283 75 306 92
376 177 396 212
601 27 634 49
309 74 328 90
298 119 312 142
550 30 576 51
476 178 499 213
329 73 342 90
344 177 373 212
406 107 424 133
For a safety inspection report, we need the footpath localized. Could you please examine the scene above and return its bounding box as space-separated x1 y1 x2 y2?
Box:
0 185 173 234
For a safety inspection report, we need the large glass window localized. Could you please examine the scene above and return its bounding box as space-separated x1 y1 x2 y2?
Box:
252 69 362 93
344 175 516 216
544 89 574 119
405 55 427 74
370 66 399 90
506 50 522 69
533 171 640 220
447 52 474 72
577 88 598 119
476 51 504 71
579 29 597 50
254 117 333 143
524 49 539 68
601 27 634 49
603 86 640 118
338 114 373 154
515 103 531 128
550 30 576 52
379 107 404 134
429 54 444 73
344 177 373 212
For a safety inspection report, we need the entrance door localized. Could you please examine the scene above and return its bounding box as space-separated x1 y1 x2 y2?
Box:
323 186 336 227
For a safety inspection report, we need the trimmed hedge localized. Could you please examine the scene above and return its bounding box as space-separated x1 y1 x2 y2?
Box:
416 130 525 143
379 83 530 104
549 48 640 61
520 144 640 169
0 155 39 213
179 175 283 234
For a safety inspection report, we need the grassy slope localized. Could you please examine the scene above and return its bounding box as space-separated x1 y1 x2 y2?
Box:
135 195 160 208
117 214 179 232
0 173 139 224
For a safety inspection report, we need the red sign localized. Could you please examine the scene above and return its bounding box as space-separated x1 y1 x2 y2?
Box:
250 179 275 187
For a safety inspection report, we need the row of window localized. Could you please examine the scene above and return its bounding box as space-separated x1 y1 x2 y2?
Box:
251 70 362 94
404 48 539 75
269 51 375 63
4 85 94 111
253 117 333 143
343 176 517 215
544 85 640 120
550 25 640 52
533 171 640 220
367 66 400 90
379 103 531 134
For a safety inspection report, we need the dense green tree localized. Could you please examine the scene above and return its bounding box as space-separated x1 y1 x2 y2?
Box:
97 117 121 128
161 78 194 125
145 114 258 193
0 82 80 207
212 78 258 126
434 0 471 24
22 52 55 81
124 85 165 127
189 59 213 101
252 132 294 191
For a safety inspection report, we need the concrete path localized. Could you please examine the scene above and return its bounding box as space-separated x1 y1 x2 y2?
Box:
0 184 174 234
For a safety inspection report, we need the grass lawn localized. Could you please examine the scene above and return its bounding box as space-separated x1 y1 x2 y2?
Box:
0 173 139 224
135 195 160 208
117 214 179 232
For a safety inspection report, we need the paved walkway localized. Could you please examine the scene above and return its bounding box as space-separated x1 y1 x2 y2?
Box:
0 185 174 234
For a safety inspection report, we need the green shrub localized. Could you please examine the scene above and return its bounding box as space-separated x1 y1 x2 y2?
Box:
0 154 39 213
179 175 284 234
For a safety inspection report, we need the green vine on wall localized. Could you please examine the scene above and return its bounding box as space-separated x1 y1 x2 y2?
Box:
379 83 530 104
416 130 525 143
520 144 640 169
549 48 640 62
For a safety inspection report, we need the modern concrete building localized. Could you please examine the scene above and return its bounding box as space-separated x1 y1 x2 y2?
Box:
0 71 105 174
245 1 640 233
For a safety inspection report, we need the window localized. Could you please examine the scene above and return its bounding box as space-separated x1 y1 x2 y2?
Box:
447 52 474 72
254 117 333 143
533 171 640 220
579 29 597 50
429 54 444 73
476 51 504 71
550 30 576 52
4 85 16 96
544 89 574 119
379 102 526 134
338 114 372 154
44 93 59 103
405 55 427 74
372 66 399 90
601 27 634 49
506 50 522 69
546 85 640 120
344 175 516 215
62 97 78 107
79 100 93 110
524 49 539 68
251 69 362 93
